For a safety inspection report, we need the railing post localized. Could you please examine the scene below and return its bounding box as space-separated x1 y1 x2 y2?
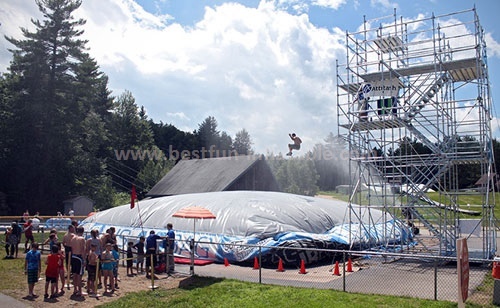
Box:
190 238 195 276
342 251 346 292
259 246 262 284
434 258 438 300
166 241 170 275
121 237 125 267
148 253 158 290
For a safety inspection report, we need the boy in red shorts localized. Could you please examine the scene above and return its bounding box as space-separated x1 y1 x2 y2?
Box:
44 245 60 299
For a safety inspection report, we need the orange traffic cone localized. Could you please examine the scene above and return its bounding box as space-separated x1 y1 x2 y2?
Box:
346 258 353 272
277 258 285 272
333 261 340 276
299 259 307 274
253 257 260 270
224 258 230 267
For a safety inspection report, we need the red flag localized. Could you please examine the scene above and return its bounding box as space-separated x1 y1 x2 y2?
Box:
131 185 137 209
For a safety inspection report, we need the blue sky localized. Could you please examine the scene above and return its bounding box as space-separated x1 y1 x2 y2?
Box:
1 0 499 155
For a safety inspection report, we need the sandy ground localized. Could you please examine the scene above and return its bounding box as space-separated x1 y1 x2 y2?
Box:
4 268 189 308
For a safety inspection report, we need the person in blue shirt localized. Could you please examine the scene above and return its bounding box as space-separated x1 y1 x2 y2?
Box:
145 230 161 278
166 223 176 275
25 242 41 299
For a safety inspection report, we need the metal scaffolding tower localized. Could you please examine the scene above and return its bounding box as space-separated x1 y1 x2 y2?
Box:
336 7 496 258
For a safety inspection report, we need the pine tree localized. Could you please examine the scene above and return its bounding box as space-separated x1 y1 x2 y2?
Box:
150 121 198 161
1 0 113 214
107 90 154 192
196 116 220 153
233 129 253 156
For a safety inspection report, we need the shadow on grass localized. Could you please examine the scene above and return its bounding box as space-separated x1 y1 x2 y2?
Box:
178 275 224 291
69 293 86 302
22 295 36 301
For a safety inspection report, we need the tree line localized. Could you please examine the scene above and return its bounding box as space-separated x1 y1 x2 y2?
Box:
0 1 497 216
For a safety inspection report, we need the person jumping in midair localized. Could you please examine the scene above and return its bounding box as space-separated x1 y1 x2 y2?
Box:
286 133 302 156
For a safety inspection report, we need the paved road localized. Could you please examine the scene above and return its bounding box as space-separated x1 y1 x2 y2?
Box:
0 293 29 308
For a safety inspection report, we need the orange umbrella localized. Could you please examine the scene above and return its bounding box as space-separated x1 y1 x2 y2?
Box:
172 206 216 241
172 206 216 219
172 206 216 275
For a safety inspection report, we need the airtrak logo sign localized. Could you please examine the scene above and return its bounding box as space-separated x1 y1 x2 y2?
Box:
357 79 400 99
370 84 398 92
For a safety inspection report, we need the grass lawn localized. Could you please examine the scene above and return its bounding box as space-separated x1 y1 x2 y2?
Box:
0 250 488 308
0 232 494 307
95 276 463 308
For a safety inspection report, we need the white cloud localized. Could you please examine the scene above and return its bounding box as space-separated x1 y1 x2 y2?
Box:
0 0 345 154
168 2 344 153
486 32 500 58
312 0 347 10
265 0 346 13
166 112 189 121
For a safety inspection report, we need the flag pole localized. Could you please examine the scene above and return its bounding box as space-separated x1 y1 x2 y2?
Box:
136 199 145 235
131 185 145 235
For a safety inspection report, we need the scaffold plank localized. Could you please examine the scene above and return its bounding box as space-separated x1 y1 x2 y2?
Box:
359 58 480 82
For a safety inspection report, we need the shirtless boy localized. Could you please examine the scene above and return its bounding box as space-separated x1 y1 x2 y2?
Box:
62 225 75 271
70 226 86 297
286 133 302 156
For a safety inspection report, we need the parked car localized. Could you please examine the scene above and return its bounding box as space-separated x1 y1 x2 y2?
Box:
44 218 72 230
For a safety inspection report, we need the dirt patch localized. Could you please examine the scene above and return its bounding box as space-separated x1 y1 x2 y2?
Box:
4 270 189 307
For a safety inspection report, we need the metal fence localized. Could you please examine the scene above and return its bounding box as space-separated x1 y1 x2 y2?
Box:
151 239 494 306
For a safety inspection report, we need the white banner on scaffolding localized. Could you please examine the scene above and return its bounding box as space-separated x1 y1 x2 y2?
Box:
357 78 400 100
